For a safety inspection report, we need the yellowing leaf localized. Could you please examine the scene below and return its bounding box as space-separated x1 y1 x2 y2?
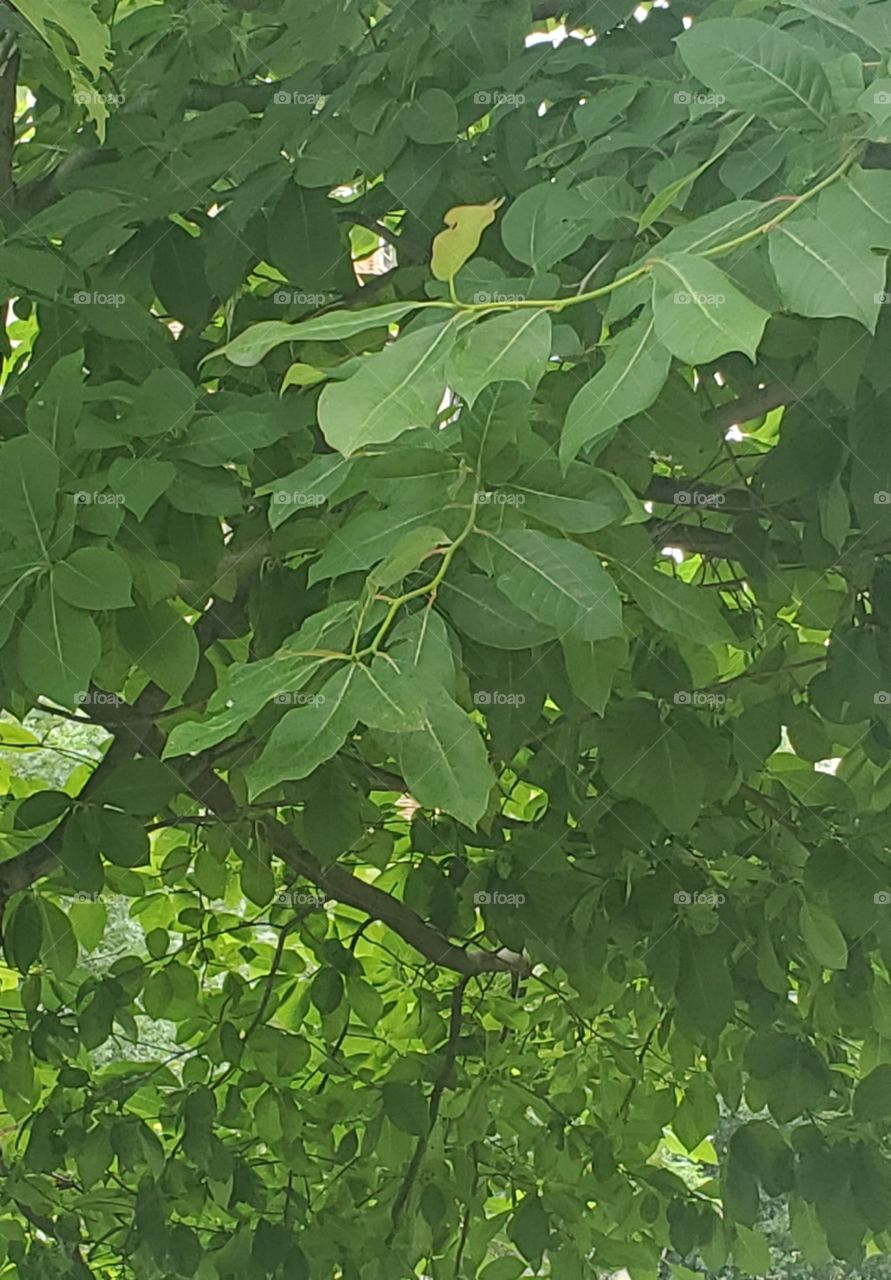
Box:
431 199 504 283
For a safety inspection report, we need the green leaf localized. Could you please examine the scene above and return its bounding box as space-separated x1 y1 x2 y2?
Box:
651 254 770 364
853 1064 891 1121
206 303 427 366
560 315 671 466
382 1082 429 1136
733 1225 772 1277
4 896 43 973
107 457 176 521
599 700 705 833
0 435 59 555
245 664 359 798
39 900 78 979
403 88 458 143
367 525 446 590
487 529 624 642
318 319 460 456
432 200 503 282
501 184 589 272
799 901 848 970
768 213 886 332
311 968 344 1015
509 460 629 533
395 691 494 827
638 115 753 232
438 571 559 649
352 659 427 731
118 602 199 698
677 18 833 128
509 1193 551 1266
53 547 133 610
95 808 151 867
619 562 735 646
258 453 352 530
446 309 551 406
18 586 101 705
16 0 111 78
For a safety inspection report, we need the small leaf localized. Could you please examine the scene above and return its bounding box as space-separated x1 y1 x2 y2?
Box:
54 547 133 610
431 198 503 282
560 315 671 465
206 303 426 366
799 901 848 970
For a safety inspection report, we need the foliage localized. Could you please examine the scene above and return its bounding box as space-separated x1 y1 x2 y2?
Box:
2 0 891 1276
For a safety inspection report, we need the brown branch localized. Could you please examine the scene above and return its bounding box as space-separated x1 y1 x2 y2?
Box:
387 976 469 1242
707 382 805 433
262 819 527 979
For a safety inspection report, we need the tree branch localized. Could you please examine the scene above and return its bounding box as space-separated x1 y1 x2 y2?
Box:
262 819 527 978
707 382 805 433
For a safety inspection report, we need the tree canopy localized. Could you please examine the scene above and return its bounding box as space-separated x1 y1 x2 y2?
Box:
2 0 891 1275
